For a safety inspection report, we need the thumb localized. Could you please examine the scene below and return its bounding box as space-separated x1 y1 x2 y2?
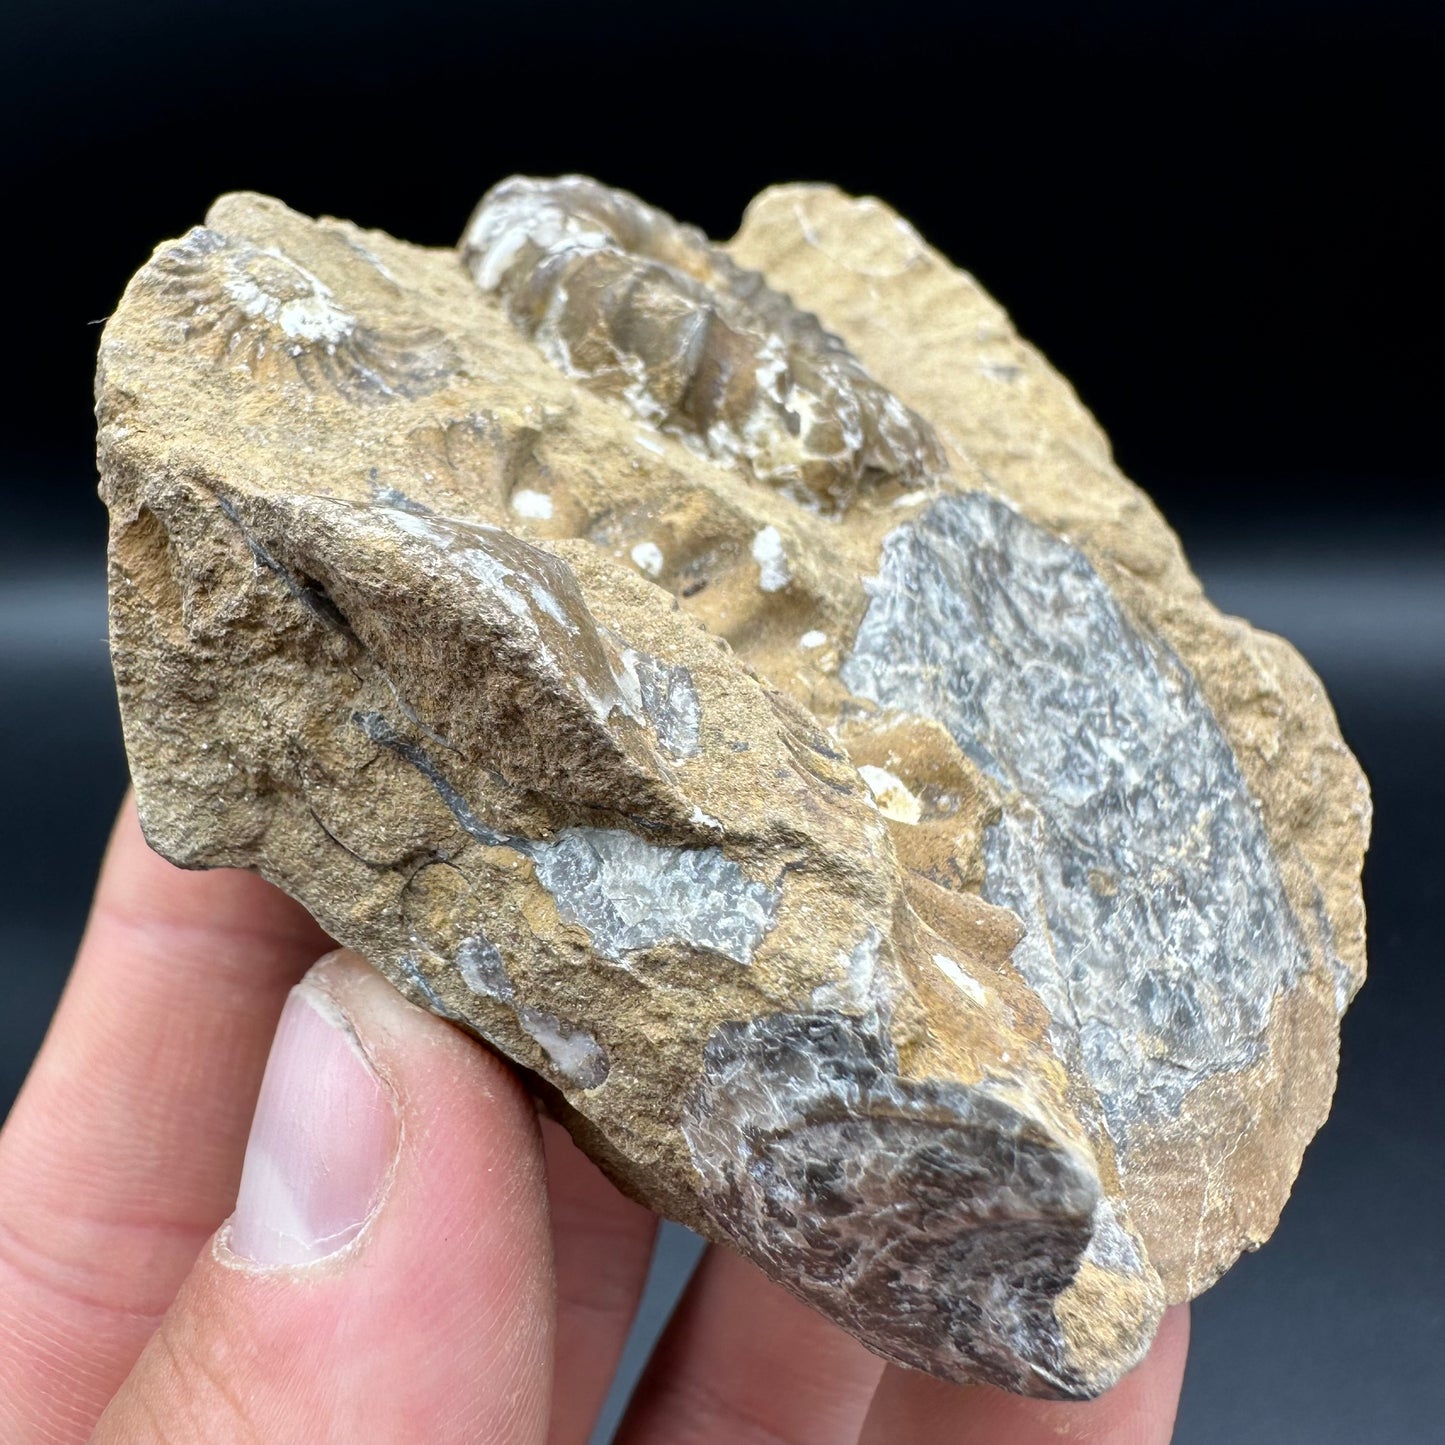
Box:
92 950 554 1445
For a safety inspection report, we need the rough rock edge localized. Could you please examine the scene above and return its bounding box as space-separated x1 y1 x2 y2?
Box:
96 180 1369 1387
728 185 1370 1299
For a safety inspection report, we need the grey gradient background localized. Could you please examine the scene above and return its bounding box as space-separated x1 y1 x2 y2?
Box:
1 2 1441 1440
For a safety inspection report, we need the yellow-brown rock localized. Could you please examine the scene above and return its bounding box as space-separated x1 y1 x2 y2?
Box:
96 177 1369 1398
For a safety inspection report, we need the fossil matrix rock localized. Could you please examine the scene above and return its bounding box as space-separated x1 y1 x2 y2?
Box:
96 176 1369 1398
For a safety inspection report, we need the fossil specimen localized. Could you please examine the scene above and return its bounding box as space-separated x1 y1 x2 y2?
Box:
464 176 946 513
97 177 1369 1399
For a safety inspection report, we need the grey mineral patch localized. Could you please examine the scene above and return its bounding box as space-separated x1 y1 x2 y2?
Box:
397 952 465 1022
458 933 513 998
809 926 893 1018
381 506 646 729
1084 1198 1146 1277
515 1006 610 1089
359 719 776 968
530 826 778 965
626 648 702 760
842 491 1316 1142
457 931 609 1088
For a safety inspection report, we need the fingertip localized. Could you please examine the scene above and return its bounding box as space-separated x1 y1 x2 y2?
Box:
95 795 332 958
307 949 545 1171
222 959 401 1270
860 1299 1191 1445
94 951 555 1445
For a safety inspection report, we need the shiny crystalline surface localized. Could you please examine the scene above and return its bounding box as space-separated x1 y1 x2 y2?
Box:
842 492 1312 1141
528 829 779 966
97 177 1369 1398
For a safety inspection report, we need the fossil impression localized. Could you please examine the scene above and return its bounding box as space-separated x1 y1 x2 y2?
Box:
96 176 1370 1398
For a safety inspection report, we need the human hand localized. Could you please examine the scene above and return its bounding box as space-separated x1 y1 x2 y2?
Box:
0 798 1188 1443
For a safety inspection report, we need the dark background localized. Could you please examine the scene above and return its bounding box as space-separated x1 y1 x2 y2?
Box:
1 2 1440 1441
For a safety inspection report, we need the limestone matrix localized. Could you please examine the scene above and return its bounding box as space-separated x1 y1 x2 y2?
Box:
96 175 1370 1398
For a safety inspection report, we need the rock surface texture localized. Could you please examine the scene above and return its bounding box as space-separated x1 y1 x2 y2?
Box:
97 176 1370 1399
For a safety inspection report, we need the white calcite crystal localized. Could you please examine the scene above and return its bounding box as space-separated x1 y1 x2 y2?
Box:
97 176 1369 1398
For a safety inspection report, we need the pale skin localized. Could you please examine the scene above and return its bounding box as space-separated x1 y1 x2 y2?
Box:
0 799 1188 1443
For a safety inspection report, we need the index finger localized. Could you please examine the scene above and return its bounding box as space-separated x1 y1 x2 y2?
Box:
0 795 332 1444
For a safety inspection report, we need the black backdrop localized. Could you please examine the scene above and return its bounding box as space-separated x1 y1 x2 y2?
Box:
1 3 1441 1442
